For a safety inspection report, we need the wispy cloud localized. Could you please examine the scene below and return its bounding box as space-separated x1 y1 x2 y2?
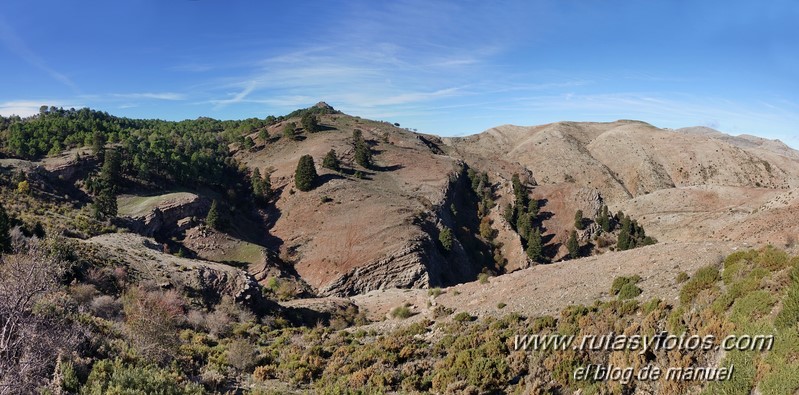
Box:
111 92 186 101
0 100 81 117
0 16 78 92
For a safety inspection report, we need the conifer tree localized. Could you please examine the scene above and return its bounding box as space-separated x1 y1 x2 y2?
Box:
598 205 610 232
503 203 516 226
252 168 263 196
353 130 372 168
92 131 106 162
567 230 580 259
294 154 317 191
439 227 453 252
516 213 532 242
206 200 221 230
322 149 341 171
617 215 632 251
528 198 539 217
0 203 11 253
301 113 321 133
100 148 122 192
258 128 269 142
93 189 117 219
283 122 297 140
526 227 543 262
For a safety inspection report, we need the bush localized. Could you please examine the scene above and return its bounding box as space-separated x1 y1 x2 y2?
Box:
452 312 474 322
428 287 442 298
675 272 689 283
610 275 641 295
391 305 413 319
776 281 799 329
532 315 557 331
617 283 642 300
83 359 203 394
478 273 490 284
679 265 720 304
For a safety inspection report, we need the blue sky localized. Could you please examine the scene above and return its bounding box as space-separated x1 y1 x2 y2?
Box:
1 1 797 147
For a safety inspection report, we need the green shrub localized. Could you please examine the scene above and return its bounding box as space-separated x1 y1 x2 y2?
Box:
617 283 642 300
675 272 689 283
83 359 203 394
478 273 490 284
428 287 442 298
730 290 775 324
391 305 413 319
453 312 474 322
532 315 557 331
610 275 641 295
642 298 662 314
776 282 799 329
679 265 720 304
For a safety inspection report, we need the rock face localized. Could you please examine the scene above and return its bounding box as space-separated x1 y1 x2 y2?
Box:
320 236 430 295
42 154 97 183
118 193 210 238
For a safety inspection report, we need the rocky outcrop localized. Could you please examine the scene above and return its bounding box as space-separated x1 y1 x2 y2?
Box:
84 233 276 313
320 237 430 296
119 193 210 237
42 155 97 183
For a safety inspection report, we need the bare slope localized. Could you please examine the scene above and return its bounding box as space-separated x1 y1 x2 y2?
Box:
448 120 799 248
449 121 799 206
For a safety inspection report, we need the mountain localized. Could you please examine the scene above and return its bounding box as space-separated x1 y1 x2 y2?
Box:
2 105 799 394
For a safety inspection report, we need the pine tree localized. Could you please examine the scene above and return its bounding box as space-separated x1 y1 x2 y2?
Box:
439 227 453 252
598 205 610 232
567 230 580 259
93 188 117 219
0 203 11 253
516 213 532 242
322 149 341 171
526 227 543 262
353 130 372 168
100 148 122 192
574 210 585 230
528 198 539 217
617 215 632 251
92 131 106 162
294 154 317 192
206 200 221 230
301 113 321 133
251 168 265 201
283 122 297 140
511 173 528 207
503 203 515 226
258 128 269 142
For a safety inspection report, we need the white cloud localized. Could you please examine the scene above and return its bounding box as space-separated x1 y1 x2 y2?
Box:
0 100 81 117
